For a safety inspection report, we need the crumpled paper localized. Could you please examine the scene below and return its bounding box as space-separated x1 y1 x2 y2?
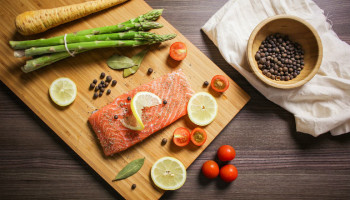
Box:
202 0 350 136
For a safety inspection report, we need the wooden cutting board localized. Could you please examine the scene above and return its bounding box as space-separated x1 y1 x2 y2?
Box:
0 0 250 199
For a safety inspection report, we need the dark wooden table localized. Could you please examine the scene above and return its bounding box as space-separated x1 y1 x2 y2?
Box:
1 0 350 199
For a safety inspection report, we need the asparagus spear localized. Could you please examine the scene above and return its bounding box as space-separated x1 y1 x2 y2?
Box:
11 31 167 50
22 34 176 73
24 34 176 57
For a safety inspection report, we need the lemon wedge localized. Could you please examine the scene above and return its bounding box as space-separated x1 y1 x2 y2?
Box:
151 157 186 190
121 92 161 131
187 92 217 126
49 77 77 106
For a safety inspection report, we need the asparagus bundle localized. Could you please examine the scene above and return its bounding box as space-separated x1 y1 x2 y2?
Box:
9 9 177 73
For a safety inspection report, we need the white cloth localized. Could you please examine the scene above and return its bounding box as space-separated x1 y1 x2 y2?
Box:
202 0 350 137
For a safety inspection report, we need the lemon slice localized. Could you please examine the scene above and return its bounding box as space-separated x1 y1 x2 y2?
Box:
49 77 77 106
151 157 186 190
187 92 218 126
121 92 162 131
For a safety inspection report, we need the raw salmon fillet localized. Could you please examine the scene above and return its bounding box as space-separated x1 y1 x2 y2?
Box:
88 70 194 156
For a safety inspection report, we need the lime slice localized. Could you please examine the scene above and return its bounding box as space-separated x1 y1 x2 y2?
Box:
151 157 186 190
49 77 77 106
187 92 218 126
121 92 161 131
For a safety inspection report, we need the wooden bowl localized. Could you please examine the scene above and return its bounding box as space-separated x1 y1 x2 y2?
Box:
247 15 323 89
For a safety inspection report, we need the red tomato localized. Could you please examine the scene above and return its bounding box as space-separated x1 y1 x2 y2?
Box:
211 75 229 92
169 42 187 61
190 128 207 146
217 145 236 161
220 164 238 182
201 160 219 179
173 127 190 147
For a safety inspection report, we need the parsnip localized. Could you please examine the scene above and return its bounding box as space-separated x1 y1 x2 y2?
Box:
15 0 129 35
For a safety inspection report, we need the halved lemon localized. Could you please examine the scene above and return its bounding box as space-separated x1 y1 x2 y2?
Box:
49 77 77 106
151 157 186 190
121 92 161 131
187 92 218 126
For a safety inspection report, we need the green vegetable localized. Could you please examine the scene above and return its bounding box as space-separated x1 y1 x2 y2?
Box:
123 49 149 78
10 31 168 50
107 55 135 69
113 158 145 181
22 34 176 73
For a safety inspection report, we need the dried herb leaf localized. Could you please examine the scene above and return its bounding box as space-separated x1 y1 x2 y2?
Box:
123 49 149 78
107 54 135 69
113 158 145 181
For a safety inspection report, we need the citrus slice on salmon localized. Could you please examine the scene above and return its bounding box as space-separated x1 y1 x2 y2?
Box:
121 92 162 131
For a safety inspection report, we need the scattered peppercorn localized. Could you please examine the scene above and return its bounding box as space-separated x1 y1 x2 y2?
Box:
93 92 98 99
98 83 102 89
114 115 118 119
131 184 136 190
163 100 167 104
161 138 167 145
107 89 111 95
89 83 95 90
102 84 106 88
99 91 103 97
112 80 117 86
93 79 97 84
203 81 209 87
255 33 304 81
147 68 153 74
101 80 105 85
94 87 99 92
127 96 131 101
106 76 112 82
100 88 105 92
105 82 109 87
100 72 105 79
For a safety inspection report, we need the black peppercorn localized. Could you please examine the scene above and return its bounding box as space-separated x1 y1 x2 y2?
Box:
131 184 136 190
161 138 167 145
112 80 117 86
163 100 167 105
107 89 111 95
101 80 105 85
98 83 102 89
114 115 118 119
93 92 98 99
203 81 209 87
93 79 97 84
127 96 131 101
147 68 153 74
95 87 99 92
100 88 105 92
100 72 105 79
99 91 103 97
89 83 95 90
106 76 112 82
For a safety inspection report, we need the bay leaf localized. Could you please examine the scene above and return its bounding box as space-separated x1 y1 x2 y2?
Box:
107 54 135 69
123 49 149 78
113 157 145 181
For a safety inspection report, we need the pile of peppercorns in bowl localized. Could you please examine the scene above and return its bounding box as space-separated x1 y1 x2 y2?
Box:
255 33 305 81
247 15 323 89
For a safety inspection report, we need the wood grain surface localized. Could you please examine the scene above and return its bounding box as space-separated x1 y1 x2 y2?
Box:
1 0 350 199
0 0 249 199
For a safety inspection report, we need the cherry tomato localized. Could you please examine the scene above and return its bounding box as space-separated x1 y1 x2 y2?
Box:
217 145 236 162
169 42 187 61
219 164 238 182
190 128 207 146
211 75 229 92
201 160 219 179
173 127 190 147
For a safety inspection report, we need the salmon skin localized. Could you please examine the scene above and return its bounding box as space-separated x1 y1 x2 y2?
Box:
88 70 194 156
